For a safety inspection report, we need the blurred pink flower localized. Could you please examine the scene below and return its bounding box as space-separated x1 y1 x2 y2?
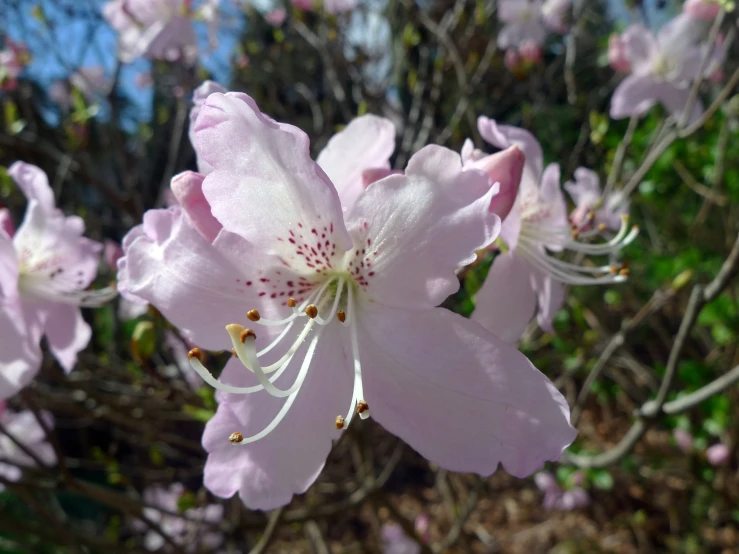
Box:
49 66 110 111
610 14 726 122
504 49 521 71
673 428 694 454
264 8 287 27
382 523 421 554
565 168 629 232
137 483 224 551
608 34 632 73
706 443 731 466
683 0 723 20
0 40 29 91
119 90 576 510
520 40 543 64
103 0 207 64
104 240 124 271
0 408 56 488
534 471 589 511
0 163 115 401
291 0 314 10
471 118 636 343
498 0 568 49
323 0 356 14
541 0 572 33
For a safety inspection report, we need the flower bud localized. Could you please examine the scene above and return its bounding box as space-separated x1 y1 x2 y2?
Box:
706 443 731 466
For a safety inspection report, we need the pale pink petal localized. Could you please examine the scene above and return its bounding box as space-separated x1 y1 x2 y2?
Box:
620 24 659 75
609 74 661 119
41 303 91 373
0 231 19 300
0 208 13 237
119 207 278 351
144 18 198 64
103 239 123 271
531 269 565 333
658 84 703 124
684 0 722 20
472 252 537 343
538 163 568 240
608 34 632 73
349 146 499 311
264 8 287 26
360 304 577 477
478 117 544 182
192 92 353 270
534 471 559 494
0 303 41 401
467 145 525 221
190 81 227 175
323 0 356 13
542 0 571 33
362 168 403 187
203 323 352 510
170 171 222 242
8 162 56 214
316 115 396 211
706 443 730 466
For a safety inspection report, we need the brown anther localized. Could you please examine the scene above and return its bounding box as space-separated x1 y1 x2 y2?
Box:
356 400 369 415
229 432 244 444
246 309 261 322
619 268 631 277
231 348 238 357
337 311 346 323
287 297 297 308
632 225 639 232
187 348 203 361
571 230 580 239
305 305 319 319
335 415 345 430
609 265 619 274
240 328 256 343
587 210 596 220
597 223 607 232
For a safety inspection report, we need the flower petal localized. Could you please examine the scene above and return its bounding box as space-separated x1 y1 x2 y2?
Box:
119 208 278 351
609 74 660 119
531 269 565 333
349 146 499 310
189 81 227 175
8 162 56 214
170 171 222 242
477 117 544 183
468 145 525 221
192 92 352 271
42 303 91 373
203 323 352 510
0 231 18 300
621 24 659 75
360 304 577 477
316 114 396 210
472 252 537 343
0 303 40 401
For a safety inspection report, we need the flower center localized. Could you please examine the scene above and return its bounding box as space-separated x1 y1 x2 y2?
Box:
188 272 370 446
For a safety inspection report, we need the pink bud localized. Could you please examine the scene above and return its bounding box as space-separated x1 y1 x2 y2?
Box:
706 443 731 466
104 240 124 271
0 208 14 237
519 41 543 65
265 8 287 26
534 471 559 494
673 428 694 455
608 34 631 73
683 0 722 20
414 513 430 544
469 145 525 221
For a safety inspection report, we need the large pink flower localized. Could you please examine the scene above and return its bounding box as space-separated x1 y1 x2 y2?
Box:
471 118 637 343
119 90 576 510
609 14 726 122
0 405 56 487
103 0 217 64
0 163 115 401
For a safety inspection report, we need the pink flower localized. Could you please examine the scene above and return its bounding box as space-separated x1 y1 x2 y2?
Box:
471 118 637 343
0 40 30 91
565 168 629 232
0 163 115 400
382 523 421 554
189 81 228 176
534 471 589 511
103 0 201 64
136 483 224 551
498 0 548 49
683 0 723 20
0 408 56 488
673 428 694 454
264 8 287 27
119 90 576 510
608 34 632 73
706 443 731 466
609 14 726 123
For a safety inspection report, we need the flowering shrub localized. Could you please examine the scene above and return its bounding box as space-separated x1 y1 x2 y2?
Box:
0 0 738 551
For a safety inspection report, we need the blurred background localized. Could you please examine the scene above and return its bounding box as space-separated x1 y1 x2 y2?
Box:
1 0 739 552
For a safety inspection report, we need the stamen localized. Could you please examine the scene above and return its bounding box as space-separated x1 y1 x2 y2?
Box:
287 298 296 308
229 432 244 444
356 400 369 415
337 311 346 323
247 309 261 322
305 305 318 319
187 348 203 361
240 328 256 342
335 416 345 429
340 284 369 429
